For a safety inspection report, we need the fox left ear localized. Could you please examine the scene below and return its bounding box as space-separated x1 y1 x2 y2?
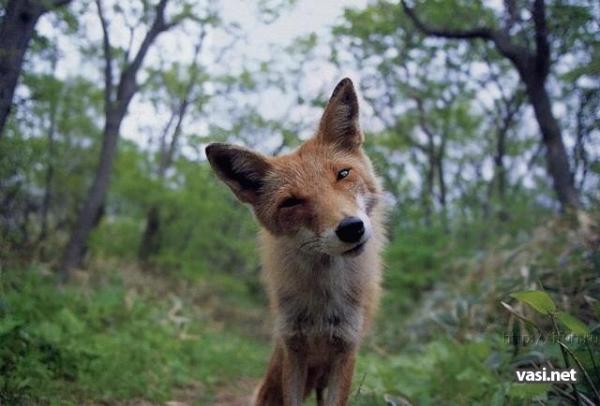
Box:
318 77 363 150
205 143 271 205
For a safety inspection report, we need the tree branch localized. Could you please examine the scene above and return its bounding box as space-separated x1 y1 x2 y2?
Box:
503 0 518 31
46 0 73 9
532 0 550 78
125 0 168 78
117 0 178 109
158 109 177 166
160 34 206 173
95 0 113 111
401 0 493 40
401 0 531 76
412 94 436 143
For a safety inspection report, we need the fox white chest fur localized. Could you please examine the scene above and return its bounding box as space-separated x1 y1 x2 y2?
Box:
260 227 384 347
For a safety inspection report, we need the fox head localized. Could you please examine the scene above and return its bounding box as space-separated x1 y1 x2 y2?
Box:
206 78 380 257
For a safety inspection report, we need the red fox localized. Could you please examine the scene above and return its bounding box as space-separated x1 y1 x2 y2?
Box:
206 78 385 406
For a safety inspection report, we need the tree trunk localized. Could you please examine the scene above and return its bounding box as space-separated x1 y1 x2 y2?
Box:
59 0 175 278
136 39 200 262
0 0 45 138
0 0 71 138
524 78 580 209
423 147 435 227
436 151 448 232
38 52 59 247
492 124 510 222
136 113 174 262
494 126 507 203
38 91 58 246
138 206 161 262
59 116 120 277
137 106 186 262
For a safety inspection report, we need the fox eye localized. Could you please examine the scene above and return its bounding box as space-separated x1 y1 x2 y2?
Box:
279 196 304 208
337 168 351 180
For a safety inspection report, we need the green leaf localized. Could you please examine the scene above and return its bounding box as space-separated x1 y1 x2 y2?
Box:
557 311 590 336
510 291 556 315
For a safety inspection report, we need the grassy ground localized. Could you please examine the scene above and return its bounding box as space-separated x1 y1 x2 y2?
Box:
0 262 269 405
1 214 599 404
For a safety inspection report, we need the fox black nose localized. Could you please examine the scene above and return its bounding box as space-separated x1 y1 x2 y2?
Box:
336 217 364 243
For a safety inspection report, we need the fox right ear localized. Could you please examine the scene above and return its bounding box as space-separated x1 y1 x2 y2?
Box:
318 78 362 150
205 143 271 204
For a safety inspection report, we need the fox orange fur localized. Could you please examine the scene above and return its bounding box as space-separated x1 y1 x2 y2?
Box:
205 78 385 406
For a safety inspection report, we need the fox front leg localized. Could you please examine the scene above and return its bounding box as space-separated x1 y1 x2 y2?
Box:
325 339 357 406
282 335 309 406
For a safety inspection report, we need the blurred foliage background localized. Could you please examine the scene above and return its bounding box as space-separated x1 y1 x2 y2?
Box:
0 0 599 404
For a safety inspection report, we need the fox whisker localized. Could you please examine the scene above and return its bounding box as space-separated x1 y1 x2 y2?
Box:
299 239 321 251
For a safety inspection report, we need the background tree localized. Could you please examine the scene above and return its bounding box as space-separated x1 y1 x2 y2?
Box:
400 0 591 210
60 0 192 275
0 0 72 138
138 35 210 261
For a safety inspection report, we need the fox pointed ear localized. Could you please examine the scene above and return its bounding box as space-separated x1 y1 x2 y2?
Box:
318 77 362 149
205 143 271 204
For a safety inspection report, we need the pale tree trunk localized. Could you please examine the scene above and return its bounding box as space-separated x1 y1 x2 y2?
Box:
60 0 178 278
0 0 71 138
402 0 580 210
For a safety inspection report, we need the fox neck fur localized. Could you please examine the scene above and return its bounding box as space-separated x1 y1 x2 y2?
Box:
259 206 384 349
